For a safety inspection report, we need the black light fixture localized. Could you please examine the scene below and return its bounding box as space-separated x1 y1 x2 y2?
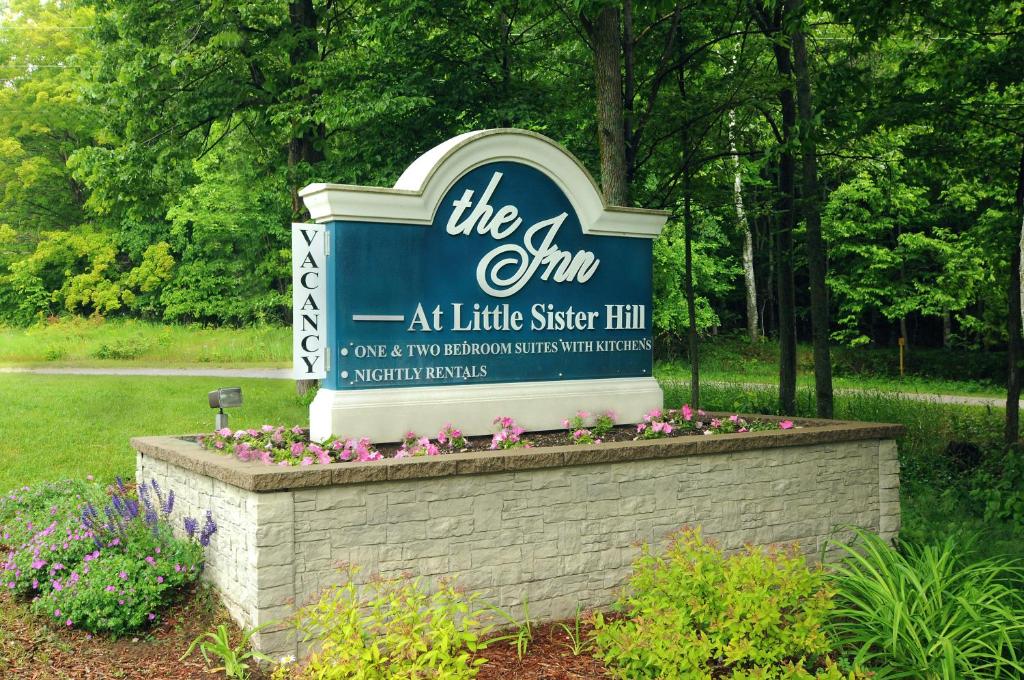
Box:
208 387 243 430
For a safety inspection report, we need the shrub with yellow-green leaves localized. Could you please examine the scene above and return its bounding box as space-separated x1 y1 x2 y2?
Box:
593 527 858 679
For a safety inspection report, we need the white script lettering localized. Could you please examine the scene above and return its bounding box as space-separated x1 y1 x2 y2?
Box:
446 172 600 298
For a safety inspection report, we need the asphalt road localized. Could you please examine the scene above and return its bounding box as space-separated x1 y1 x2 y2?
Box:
0 366 1014 407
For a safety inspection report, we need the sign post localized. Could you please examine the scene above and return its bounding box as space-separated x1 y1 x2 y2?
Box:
295 129 668 442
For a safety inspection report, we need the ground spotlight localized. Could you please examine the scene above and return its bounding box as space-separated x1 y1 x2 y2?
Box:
208 387 243 430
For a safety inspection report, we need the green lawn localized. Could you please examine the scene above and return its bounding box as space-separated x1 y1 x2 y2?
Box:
0 375 306 492
0 319 290 367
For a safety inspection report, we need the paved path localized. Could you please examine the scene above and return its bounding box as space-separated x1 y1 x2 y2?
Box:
0 366 292 379
1 366 1014 407
698 380 1015 408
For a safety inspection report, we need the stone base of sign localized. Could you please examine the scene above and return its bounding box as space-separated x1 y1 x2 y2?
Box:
308 377 664 442
132 418 902 661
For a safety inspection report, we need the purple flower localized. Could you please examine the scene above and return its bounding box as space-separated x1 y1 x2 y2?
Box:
183 516 198 539
199 511 217 547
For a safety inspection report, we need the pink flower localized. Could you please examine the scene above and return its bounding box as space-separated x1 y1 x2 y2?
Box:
148 613 156 621
729 414 740 423
118 571 128 580
681 404 693 421
290 442 305 456
300 457 313 466
216 428 231 437
156 576 164 583
779 420 794 430
66 619 72 627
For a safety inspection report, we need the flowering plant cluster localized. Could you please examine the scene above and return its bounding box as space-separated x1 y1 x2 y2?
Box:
199 425 382 465
0 477 216 635
490 416 529 450
198 410 802 466
704 414 794 435
396 424 469 459
635 406 795 440
562 411 615 445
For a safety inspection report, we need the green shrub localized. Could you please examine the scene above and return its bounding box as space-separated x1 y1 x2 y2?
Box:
970 446 1024 528
91 337 151 359
828 528 1024 678
1 478 215 635
294 569 492 679
592 527 851 679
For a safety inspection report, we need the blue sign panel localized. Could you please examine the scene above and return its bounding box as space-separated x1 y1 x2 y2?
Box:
324 161 653 390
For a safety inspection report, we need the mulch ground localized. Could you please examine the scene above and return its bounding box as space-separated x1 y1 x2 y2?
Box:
0 585 247 680
474 621 608 679
0 586 610 679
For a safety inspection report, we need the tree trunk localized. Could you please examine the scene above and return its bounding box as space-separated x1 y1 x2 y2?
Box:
289 0 323 396
773 45 798 416
1008 143 1024 444
287 0 324 215
792 14 833 418
585 5 629 206
942 312 952 349
684 174 700 408
622 0 636 184
728 57 758 343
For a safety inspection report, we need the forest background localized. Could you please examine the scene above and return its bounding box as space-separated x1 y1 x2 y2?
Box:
2 0 1023 427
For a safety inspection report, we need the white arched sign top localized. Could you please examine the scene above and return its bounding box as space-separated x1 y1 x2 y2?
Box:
299 129 668 239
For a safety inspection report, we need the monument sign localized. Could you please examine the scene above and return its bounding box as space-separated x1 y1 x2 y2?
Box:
294 129 667 441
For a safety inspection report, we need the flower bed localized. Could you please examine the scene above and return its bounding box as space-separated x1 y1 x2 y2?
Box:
0 478 217 635
197 407 797 468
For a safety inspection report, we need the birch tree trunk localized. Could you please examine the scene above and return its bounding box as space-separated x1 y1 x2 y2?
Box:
728 100 758 342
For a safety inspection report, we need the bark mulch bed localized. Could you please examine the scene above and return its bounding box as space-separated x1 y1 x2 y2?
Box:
0 585 247 680
1 585 610 679
473 620 608 679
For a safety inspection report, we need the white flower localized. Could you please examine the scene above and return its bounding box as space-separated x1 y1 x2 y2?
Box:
280 655 297 665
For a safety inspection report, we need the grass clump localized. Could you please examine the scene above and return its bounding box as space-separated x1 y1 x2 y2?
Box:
592 527 855 679
829 528 1024 679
